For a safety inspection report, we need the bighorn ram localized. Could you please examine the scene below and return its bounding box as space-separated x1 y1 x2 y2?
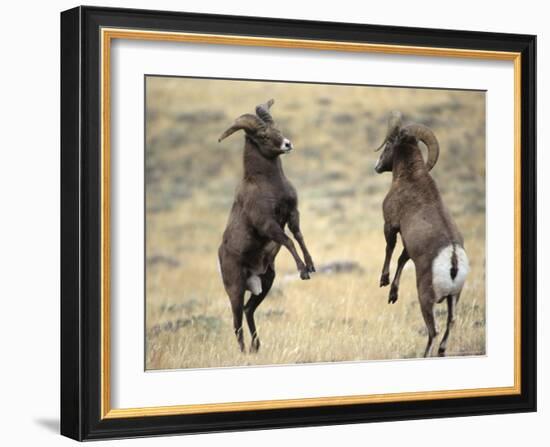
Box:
374 111 469 357
218 99 315 353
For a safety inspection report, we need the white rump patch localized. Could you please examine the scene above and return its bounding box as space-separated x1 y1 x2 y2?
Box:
432 244 470 300
246 275 263 295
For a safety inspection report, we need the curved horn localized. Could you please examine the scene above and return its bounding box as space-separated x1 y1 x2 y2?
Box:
403 123 440 171
374 111 402 152
218 114 265 142
255 99 275 124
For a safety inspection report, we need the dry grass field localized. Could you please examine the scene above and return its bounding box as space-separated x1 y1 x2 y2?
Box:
145 76 486 370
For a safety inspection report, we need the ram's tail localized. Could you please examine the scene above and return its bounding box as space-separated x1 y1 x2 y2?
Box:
450 244 459 280
432 244 469 300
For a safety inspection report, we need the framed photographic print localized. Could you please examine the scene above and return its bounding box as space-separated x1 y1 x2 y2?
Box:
60 6 536 441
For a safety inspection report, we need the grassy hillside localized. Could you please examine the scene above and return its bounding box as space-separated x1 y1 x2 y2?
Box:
145 76 486 370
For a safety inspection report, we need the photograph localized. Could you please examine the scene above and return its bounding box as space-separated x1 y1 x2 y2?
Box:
144 76 486 370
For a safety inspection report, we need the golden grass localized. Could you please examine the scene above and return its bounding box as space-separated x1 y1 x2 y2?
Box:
145 77 486 370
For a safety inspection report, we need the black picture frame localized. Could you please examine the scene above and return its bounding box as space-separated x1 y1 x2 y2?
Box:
61 5 536 441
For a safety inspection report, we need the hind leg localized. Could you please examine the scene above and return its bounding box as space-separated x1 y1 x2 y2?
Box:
219 252 246 352
438 293 459 357
418 284 438 357
244 266 276 353
228 288 245 353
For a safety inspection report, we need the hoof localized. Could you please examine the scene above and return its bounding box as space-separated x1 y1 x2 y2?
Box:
250 338 260 353
300 270 311 280
380 273 390 287
388 285 398 304
236 331 245 353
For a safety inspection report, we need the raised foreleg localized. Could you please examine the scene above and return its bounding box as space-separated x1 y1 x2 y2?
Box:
257 218 310 280
388 247 410 303
380 222 398 287
288 208 315 274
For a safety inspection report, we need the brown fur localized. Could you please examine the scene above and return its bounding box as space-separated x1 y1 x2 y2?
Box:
376 126 466 357
218 101 315 353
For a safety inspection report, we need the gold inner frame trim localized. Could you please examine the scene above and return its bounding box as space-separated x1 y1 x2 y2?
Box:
100 27 522 420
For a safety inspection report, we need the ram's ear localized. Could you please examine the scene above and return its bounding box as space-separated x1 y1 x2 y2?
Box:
218 114 265 142
398 128 414 140
255 99 275 124
374 111 402 152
